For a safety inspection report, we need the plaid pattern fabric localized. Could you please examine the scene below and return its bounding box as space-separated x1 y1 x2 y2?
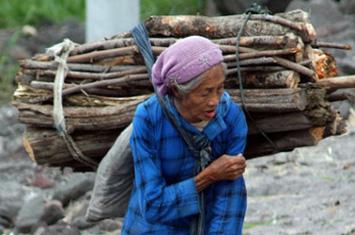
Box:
121 92 248 235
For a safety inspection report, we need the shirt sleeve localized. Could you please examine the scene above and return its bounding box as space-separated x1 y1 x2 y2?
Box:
130 103 200 224
207 103 248 234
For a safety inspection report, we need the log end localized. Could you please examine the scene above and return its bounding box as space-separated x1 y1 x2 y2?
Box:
23 134 37 163
309 127 325 143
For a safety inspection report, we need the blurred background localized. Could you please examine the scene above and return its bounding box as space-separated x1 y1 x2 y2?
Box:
0 0 354 235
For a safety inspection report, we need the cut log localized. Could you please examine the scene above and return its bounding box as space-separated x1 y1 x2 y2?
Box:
245 127 324 158
13 99 142 131
304 45 337 79
144 10 316 42
247 112 313 135
23 127 119 166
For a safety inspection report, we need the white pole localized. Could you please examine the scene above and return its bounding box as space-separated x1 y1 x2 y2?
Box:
86 0 140 42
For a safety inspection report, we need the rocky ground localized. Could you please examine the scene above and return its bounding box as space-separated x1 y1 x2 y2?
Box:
0 104 354 235
1 0 355 234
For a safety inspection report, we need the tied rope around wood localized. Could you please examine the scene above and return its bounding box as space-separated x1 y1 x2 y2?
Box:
236 3 280 153
50 39 98 170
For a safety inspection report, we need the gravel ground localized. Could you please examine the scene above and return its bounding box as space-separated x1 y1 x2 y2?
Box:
244 114 355 235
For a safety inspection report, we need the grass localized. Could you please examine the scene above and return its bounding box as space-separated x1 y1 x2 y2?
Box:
141 0 204 20
0 30 20 104
0 0 203 29
0 0 85 28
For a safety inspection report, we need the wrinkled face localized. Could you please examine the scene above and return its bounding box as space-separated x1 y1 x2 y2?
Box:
174 64 225 123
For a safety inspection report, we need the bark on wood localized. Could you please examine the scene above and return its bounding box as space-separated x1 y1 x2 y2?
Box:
229 88 308 113
227 70 300 89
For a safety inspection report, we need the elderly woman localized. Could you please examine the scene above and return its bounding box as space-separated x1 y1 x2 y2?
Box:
121 36 248 234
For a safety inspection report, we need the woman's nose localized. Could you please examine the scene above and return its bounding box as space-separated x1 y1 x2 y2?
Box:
208 93 220 106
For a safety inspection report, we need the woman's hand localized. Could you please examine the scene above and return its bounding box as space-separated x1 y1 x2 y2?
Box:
206 154 246 181
195 154 246 192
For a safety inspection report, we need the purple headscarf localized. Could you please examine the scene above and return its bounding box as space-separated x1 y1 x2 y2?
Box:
152 36 223 96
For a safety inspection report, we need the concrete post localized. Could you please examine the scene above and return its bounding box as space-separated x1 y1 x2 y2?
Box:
86 0 140 42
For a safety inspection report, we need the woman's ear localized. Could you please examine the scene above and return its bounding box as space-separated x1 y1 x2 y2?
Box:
171 86 182 99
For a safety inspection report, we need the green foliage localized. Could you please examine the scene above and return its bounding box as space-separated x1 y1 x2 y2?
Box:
0 0 85 28
141 0 203 20
0 30 20 104
0 0 203 28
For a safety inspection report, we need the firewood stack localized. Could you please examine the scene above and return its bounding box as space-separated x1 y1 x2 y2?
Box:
12 10 355 170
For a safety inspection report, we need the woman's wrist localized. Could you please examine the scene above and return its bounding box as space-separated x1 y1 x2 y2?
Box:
194 167 218 192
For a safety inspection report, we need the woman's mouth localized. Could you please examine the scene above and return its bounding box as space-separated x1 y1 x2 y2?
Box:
204 110 216 119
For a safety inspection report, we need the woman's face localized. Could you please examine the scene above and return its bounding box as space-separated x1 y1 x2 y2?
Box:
174 64 225 123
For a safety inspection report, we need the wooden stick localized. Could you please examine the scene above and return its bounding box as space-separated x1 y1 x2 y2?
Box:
317 75 355 90
20 60 146 73
312 41 352 50
223 48 299 61
227 57 315 79
327 91 355 102
67 46 165 63
213 35 299 48
23 67 147 80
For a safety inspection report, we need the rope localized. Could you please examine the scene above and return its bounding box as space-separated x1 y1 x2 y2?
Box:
236 4 280 153
50 39 98 170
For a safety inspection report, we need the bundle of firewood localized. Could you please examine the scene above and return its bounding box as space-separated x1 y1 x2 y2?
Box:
12 10 355 170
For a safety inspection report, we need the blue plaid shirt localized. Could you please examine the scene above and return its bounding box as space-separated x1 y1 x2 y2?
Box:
122 91 248 235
